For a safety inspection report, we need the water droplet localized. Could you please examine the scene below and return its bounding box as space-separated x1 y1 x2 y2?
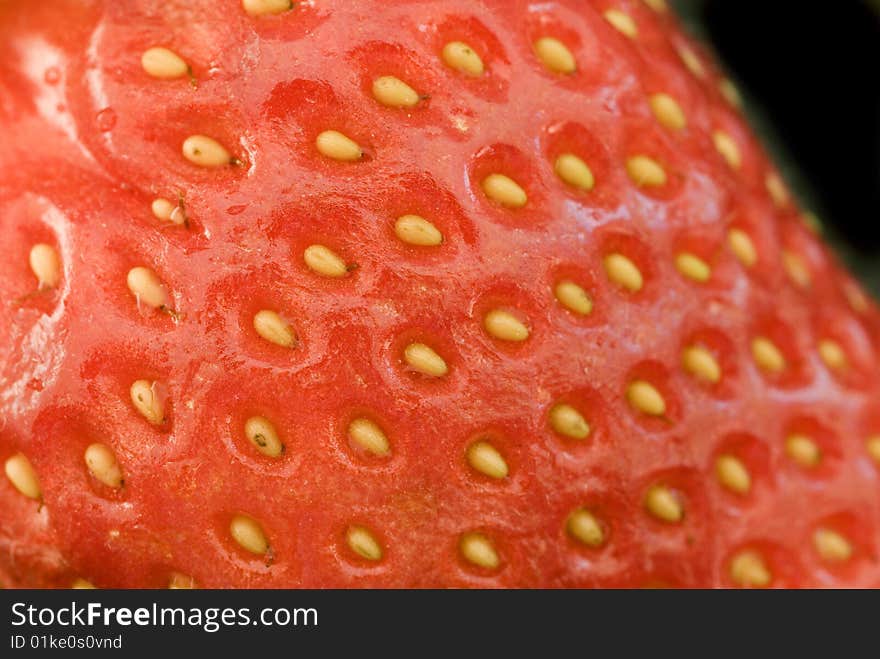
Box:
44 67 61 85
96 108 117 132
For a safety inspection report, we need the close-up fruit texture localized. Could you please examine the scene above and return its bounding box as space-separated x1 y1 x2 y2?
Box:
1 0 878 589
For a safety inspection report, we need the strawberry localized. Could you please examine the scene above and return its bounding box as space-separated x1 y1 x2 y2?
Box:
1 0 879 589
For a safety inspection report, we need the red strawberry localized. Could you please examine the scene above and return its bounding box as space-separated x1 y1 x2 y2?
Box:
1 0 879 589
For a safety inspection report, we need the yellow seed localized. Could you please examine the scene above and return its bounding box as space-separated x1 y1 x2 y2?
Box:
782 251 811 289
554 153 595 191
181 135 232 167
483 309 529 342
730 550 771 587
244 416 284 458
566 509 605 548
627 380 666 417
715 454 751 494
4 453 41 500
604 9 638 39
394 214 443 246
29 243 61 288
678 45 705 78
751 337 786 374
303 244 348 278
644 485 683 523
549 404 590 440
466 441 509 479
141 47 189 79
818 339 847 371
348 418 391 457
626 155 667 187
675 252 712 283
459 532 499 569
865 435 880 465
719 78 743 108
315 130 362 162
603 253 643 292
554 280 593 316
84 443 123 488
481 173 527 208
372 76 420 108
242 0 292 16
72 578 96 589
252 309 296 348
765 172 788 207
533 37 576 74
785 434 821 468
151 198 186 225
346 526 383 561
229 514 269 555
681 345 721 384
168 572 196 589
441 41 484 76
130 380 165 425
813 528 852 563
404 342 448 377
643 0 668 12
126 266 168 309
713 130 741 170
728 228 757 267
844 282 869 314
649 93 686 131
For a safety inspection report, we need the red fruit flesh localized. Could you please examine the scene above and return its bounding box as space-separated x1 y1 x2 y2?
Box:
1 0 879 588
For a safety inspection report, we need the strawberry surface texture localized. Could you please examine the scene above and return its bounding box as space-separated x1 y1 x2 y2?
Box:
1 0 879 589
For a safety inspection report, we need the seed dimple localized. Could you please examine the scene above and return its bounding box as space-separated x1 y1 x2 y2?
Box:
627 380 666 417
533 37 576 74
604 9 638 39
141 47 189 79
751 337 787 374
151 198 186 225
372 76 420 108
649 93 686 131
244 416 284 458
126 266 168 310
730 550 771 588
4 452 41 500
603 253 643 292
229 514 269 555
554 280 593 316
242 0 292 16
566 509 605 548
481 173 527 208
459 532 499 569
644 485 683 523
626 155 667 187
466 441 509 479
765 172 789 207
84 443 124 488
681 345 721 384
549 403 591 440
252 310 296 348
29 243 61 289
130 380 165 425
303 244 349 278
715 454 751 494
675 252 712 283
728 228 757 267
168 572 196 589
554 153 595 191
818 339 848 372
404 342 448 377
719 78 743 108
483 309 529 342
785 434 821 468
72 578 96 589
346 525 383 561
316 130 363 162
182 135 232 167
394 215 443 246
348 418 390 457
813 528 852 563
441 41 484 76
865 435 880 465
782 251 811 289
712 130 742 170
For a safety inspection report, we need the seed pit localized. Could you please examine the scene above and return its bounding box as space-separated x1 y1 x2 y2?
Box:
130 380 165 425
29 243 61 289
346 525 383 561
126 266 168 310
151 198 186 225
182 135 232 167
715 454 751 495
626 380 666 417
566 508 605 548
554 153 595 191
675 252 712 283
252 310 296 348
303 244 349 278
347 418 391 458
626 155 667 188
729 550 771 587
813 528 852 563
229 514 269 555
649 94 686 131
554 280 593 316
403 342 448 377
533 37 576 74
712 130 742 170
728 228 758 268
603 10 638 39
441 41 484 76
372 75 420 108
459 532 499 570
481 173 527 208
603 253 643 293
316 130 363 162
244 415 284 458
818 339 848 372
466 441 509 480
751 337 787 374
785 433 821 468
4 452 41 500
394 215 443 247
681 345 721 384
549 403 590 441
141 47 189 80
644 485 683 523
483 309 529 342
84 443 124 488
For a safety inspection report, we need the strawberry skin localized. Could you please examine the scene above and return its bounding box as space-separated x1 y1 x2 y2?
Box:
1 0 879 588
